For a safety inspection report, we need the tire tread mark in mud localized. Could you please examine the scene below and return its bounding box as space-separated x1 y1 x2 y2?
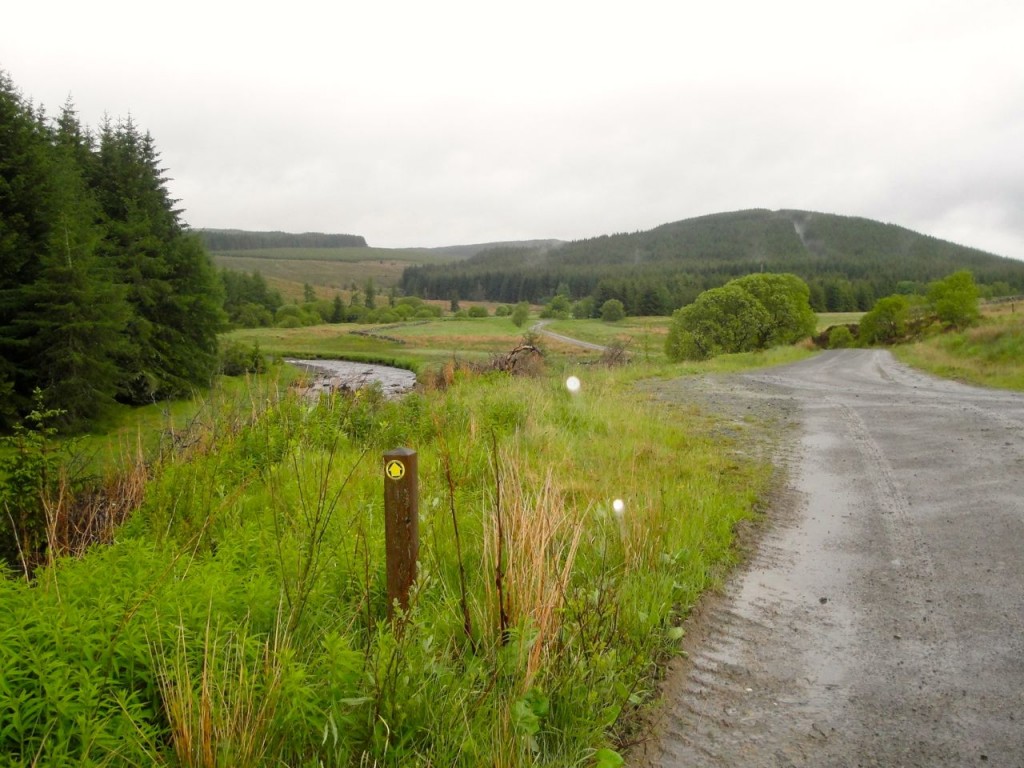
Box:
827 398 962 672
654 605 777 764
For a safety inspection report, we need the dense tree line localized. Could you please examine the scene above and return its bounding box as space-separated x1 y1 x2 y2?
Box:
198 229 367 251
401 210 1024 315
0 72 224 431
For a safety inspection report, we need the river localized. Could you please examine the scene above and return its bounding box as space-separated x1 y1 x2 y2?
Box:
285 359 417 398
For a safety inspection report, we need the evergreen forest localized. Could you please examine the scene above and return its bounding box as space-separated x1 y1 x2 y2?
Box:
400 209 1024 314
0 71 225 431
197 229 367 250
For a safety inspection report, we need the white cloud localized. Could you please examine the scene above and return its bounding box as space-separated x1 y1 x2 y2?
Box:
3 0 1023 257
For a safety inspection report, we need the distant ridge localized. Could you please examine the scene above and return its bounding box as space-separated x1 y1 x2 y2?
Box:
400 209 1024 313
196 228 367 250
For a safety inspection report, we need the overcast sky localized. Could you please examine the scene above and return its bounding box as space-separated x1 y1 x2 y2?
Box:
4 1 1023 258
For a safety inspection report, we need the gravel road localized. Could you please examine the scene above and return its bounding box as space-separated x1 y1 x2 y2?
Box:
635 349 1024 767
532 320 609 352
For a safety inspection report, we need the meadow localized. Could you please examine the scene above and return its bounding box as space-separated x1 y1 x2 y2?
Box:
211 246 463 300
224 317 529 371
814 311 864 332
542 318 671 361
226 316 673 371
0 318 789 767
211 254 409 300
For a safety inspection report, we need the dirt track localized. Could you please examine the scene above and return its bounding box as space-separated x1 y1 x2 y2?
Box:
635 350 1024 767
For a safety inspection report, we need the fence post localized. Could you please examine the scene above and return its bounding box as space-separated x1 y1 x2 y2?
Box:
383 447 418 619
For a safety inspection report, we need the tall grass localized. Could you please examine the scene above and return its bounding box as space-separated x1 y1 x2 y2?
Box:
895 305 1024 391
0 363 773 765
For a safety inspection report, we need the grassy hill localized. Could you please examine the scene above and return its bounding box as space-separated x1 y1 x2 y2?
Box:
400 209 1024 313
210 248 428 300
204 229 564 299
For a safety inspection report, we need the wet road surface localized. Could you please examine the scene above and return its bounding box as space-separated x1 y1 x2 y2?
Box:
636 350 1024 767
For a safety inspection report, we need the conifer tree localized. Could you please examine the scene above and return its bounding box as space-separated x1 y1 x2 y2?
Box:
0 75 60 424
1 71 227 426
91 118 224 402
21 108 130 428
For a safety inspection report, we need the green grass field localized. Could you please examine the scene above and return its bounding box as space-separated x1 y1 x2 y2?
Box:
212 254 409 296
815 311 864 331
544 317 671 358
225 317 533 369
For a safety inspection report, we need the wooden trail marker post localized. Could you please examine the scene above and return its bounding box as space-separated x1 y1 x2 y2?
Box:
383 447 418 619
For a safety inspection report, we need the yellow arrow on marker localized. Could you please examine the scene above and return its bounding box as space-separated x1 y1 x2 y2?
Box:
385 460 405 480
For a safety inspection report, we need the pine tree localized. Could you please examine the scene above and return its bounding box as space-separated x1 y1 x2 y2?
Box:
1 72 227 427
0 76 70 425
21 107 130 428
0 82 136 428
91 118 224 402
331 294 345 323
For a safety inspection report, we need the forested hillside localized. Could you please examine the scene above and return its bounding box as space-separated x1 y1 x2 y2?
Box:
197 229 367 250
401 209 1024 314
0 71 224 430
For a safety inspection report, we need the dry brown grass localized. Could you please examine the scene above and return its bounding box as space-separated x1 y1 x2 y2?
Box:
965 323 1012 344
153 612 292 768
483 450 585 688
41 451 149 566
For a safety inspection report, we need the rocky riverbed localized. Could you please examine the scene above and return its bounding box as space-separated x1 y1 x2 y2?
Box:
286 359 417 399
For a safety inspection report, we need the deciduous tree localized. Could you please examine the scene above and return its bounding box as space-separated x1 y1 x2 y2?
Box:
859 295 911 345
927 270 979 330
728 273 816 347
600 299 625 322
665 284 770 361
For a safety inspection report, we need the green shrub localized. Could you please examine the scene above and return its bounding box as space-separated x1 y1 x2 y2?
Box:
220 340 267 376
511 302 531 327
275 304 319 328
928 270 980 330
860 294 911 344
0 394 69 571
600 299 625 322
828 325 855 349
666 274 816 361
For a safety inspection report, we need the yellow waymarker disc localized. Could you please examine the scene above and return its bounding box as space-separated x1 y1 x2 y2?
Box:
385 460 406 480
